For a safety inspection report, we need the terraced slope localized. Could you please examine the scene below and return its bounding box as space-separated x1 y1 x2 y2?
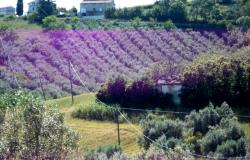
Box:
0 29 249 97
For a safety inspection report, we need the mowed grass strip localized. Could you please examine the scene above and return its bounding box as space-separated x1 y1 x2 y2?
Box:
241 123 250 143
47 93 250 154
46 93 141 154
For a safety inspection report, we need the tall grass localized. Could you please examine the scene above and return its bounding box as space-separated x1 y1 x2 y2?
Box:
72 103 119 122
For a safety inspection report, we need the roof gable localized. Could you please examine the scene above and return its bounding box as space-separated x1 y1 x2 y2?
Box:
81 0 113 4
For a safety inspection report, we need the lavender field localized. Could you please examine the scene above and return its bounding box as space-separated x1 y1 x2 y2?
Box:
0 29 249 98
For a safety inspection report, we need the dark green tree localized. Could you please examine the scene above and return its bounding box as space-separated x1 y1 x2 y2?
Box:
16 0 23 16
70 7 78 16
37 0 56 23
190 0 215 22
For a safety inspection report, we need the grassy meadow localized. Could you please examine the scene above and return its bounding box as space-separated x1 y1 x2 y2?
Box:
46 94 141 154
46 93 250 154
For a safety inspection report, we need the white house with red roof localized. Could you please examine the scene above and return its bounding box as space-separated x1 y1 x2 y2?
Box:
156 77 182 105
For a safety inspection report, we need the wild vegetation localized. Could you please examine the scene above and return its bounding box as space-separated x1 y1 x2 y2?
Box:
0 0 250 159
0 91 79 159
1 27 249 100
105 0 250 29
138 103 248 158
181 48 250 108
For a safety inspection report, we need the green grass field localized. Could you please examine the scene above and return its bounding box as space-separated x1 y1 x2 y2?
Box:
241 123 250 143
0 17 41 30
46 93 141 154
46 93 250 154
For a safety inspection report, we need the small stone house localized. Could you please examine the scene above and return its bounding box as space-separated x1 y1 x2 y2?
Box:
156 78 182 105
80 0 115 18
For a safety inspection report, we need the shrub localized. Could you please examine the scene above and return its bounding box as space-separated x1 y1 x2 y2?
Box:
4 15 16 21
199 114 247 157
164 20 176 29
200 128 227 154
132 17 142 28
125 78 161 107
132 148 195 160
236 16 250 30
28 12 38 23
96 144 122 158
153 136 193 151
42 16 67 30
97 77 126 104
0 91 79 159
70 17 80 30
138 103 248 158
83 144 123 160
138 117 183 149
97 77 174 109
181 54 250 108
185 103 234 135
215 138 247 158
72 103 119 121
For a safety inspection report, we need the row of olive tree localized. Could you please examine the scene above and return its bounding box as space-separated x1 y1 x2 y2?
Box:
105 0 187 22
181 47 250 108
105 0 250 29
138 103 248 159
0 91 79 159
97 77 174 109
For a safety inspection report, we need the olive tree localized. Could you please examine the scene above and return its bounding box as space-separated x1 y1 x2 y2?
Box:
0 91 79 159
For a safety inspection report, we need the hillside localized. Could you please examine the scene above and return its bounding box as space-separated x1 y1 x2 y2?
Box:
1 29 249 99
46 93 250 155
46 93 141 154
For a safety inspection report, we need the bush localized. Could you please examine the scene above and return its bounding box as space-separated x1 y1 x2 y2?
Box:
42 16 67 30
236 16 250 30
28 12 38 23
70 17 80 30
199 111 247 157
125 78 161 107
200 128 227 154
83 144 123 160
132 148 195 160
215 138 247 158
185 103 234 135
97 77 126 104
200 120 247 157
4 15 16 21
0 91 79 159
137 103 248 158
181 53 250 108
132 17 142 28
153 136 193 151
138 117 183 149
72 103 119 121
97 77 174 109
164 20 177 29
96 144 122 158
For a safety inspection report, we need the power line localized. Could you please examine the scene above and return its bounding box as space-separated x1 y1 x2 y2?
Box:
70 62 250 160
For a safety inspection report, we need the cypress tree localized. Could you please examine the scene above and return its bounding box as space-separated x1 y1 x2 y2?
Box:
16 0 23 16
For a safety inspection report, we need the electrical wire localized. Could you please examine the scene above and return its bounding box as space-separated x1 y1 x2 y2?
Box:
70 62 250 160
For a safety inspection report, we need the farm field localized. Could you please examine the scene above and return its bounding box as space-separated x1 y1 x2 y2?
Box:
46 93 141 154
47 93 250 154
0 29 249 99
1 0 250 158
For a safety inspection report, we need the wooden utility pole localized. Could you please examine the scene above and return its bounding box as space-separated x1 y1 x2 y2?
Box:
116 111 121 146
68 60 74 105
39 74 46 101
